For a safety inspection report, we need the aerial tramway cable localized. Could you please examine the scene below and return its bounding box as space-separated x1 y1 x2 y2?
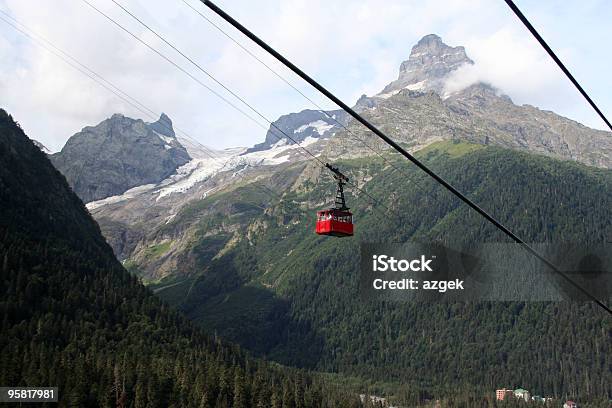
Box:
503 0 612 132
199 0 611 315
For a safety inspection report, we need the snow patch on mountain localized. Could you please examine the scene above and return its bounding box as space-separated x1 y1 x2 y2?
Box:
271 139 288 148
86 183 157 211
294 120 335 136
154 132 175 146
178 137 246 161
377 80 428 99
155 156 230 200
238 136 319 166
30 138 51 154
406 80 427 91
155 139 319 199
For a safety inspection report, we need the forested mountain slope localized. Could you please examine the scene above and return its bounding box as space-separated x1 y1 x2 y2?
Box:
0 109 363 407
129 140 612 404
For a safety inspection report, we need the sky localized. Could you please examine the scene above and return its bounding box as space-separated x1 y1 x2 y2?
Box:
0 0 610 152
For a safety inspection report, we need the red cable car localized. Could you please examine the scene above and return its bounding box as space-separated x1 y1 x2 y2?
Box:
315 164 354 237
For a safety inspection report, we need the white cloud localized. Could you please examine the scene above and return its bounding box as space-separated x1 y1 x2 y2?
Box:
443 27 568 99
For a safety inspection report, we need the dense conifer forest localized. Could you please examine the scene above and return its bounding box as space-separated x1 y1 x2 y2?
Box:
0 109 364 407
2 106 609 406
147 141 611 405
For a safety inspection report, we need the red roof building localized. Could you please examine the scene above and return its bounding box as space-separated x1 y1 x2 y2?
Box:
496 389 513 401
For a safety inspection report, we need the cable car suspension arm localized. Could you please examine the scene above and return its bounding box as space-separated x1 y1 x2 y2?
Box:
326 163 349 211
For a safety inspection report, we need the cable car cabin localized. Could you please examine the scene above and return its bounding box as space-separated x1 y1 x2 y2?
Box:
316 209 354 237
316 164 354 237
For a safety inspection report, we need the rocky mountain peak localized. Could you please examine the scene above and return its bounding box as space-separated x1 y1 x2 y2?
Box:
148 112 175 138
415 33 443 46
380 34 474 96
50 113 190 203
401 34 472 73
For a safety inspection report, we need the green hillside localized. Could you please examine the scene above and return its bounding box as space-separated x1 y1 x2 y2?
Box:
146 140 611 405
0 109 364 407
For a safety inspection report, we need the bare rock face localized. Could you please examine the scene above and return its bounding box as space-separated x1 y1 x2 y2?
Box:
148 112 175 138
51 113 191 203
444 84 612 167
380 33 474 95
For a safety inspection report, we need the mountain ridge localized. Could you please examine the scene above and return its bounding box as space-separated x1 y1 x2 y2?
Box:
236 34 611 170
244 108 349 153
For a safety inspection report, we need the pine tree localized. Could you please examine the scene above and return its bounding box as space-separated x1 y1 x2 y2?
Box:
233 370 247 408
